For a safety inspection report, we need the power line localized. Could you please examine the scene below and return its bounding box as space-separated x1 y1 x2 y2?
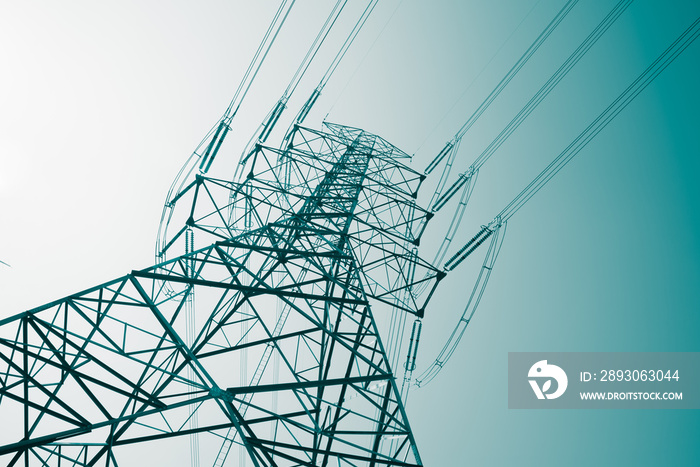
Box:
444 13 700 273
236 0 349 159
288 0 380 127
413 0 584 294
327 0 397 115
428 0 631 210
415 222 507 387
499 15 700 223
321 0 379 89
425 0 581 209
416 0 633 288
224 0 298 122
413 14 700 389
416 0 544 155
286 0 348 98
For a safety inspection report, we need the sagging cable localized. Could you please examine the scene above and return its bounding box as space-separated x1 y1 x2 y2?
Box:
415 222 507 388
421 0 579 196
290 0 377 130
258 0 346 142
498 12 700 223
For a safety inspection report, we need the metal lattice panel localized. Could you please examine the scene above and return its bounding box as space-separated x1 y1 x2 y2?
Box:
0 124 436 466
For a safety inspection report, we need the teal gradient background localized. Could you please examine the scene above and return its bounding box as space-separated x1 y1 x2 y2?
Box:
1 1 698 465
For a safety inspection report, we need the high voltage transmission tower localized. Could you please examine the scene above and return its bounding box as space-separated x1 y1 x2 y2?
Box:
1 1 698 465
0 122 439 466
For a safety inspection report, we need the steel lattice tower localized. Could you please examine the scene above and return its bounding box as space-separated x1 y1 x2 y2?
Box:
0 122 443 466
2 0 697 464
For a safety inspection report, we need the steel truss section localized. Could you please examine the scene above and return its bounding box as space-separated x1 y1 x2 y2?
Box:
0 123 440 466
